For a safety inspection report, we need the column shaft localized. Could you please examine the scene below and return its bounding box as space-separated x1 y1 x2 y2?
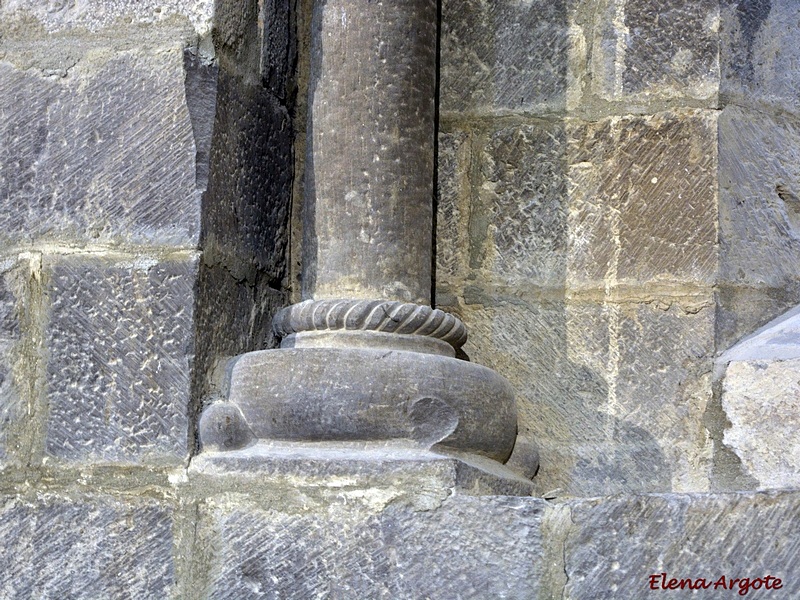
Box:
303 0 437 304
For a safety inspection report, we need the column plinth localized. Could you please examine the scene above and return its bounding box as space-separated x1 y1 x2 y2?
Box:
196 0 528 491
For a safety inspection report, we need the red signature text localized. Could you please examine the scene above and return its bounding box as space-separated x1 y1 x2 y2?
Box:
648 573 783 596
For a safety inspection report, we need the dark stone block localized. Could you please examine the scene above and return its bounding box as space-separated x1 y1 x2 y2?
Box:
44 254 197 464
721 0 800 115
203 68 292 283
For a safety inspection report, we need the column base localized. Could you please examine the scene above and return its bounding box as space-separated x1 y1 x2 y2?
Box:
190 440 534 496
199 347 518 463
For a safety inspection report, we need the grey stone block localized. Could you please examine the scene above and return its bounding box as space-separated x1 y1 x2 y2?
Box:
721 0 800 115
440 0 568 114
0 48 206 246
715 284 800 353
719 106 800 289
0 0 213 34
589 0 718 102
456 295 713 496
475 123 568 288
44 254 197 464
203 495 545 599
564 491 800 599
567 111 718 288
0 495 175 599
436 131 471 285
0 261 23 464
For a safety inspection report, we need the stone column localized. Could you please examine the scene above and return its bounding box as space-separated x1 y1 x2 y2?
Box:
198 0 524 485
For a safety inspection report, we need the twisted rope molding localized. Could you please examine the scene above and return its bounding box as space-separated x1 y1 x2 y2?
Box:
273 299 468 348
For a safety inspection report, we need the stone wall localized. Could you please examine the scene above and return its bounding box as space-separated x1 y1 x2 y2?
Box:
1 0 799 597
437 0 800 497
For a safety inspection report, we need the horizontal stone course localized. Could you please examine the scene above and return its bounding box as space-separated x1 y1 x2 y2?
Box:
0 494 174 600
203 494 545 599
0 0 214 35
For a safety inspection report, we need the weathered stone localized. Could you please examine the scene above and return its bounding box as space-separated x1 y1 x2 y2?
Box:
567 111 718 289
718 306 800 489
440 0 567 115
303 0 436 304
259 0 297 104
44 254 197 464
719 106 800 290
564 491 800 598
475 122 568 288
0 47 206 246
0 0 214 35
0 495 174 599
721 0 800 115
191 443 533 497
452 295 713 496
0 260 23 465
436 131 472 285
589 0 719 102
202 495 544 599
202 347 517 462
722 359 800 490
203 68 292 281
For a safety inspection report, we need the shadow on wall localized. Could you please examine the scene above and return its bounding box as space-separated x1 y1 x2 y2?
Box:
189 0 296 454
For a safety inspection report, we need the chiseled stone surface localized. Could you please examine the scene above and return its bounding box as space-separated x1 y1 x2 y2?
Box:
474 122 568 288
203 69 293 281
717 106 800 348
567 111 717 288
0 47 206 247
718 106 800 289
449 296 713 497
44 254 197 464
436 131 471 284
202 495 545 599
589 0 719 102
563 491 800 599
303 0 436 305
0 261 23 465
0 0 214 34
721 0 800 115
722 358 800 490
440 0 568 114
0 495 175 599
